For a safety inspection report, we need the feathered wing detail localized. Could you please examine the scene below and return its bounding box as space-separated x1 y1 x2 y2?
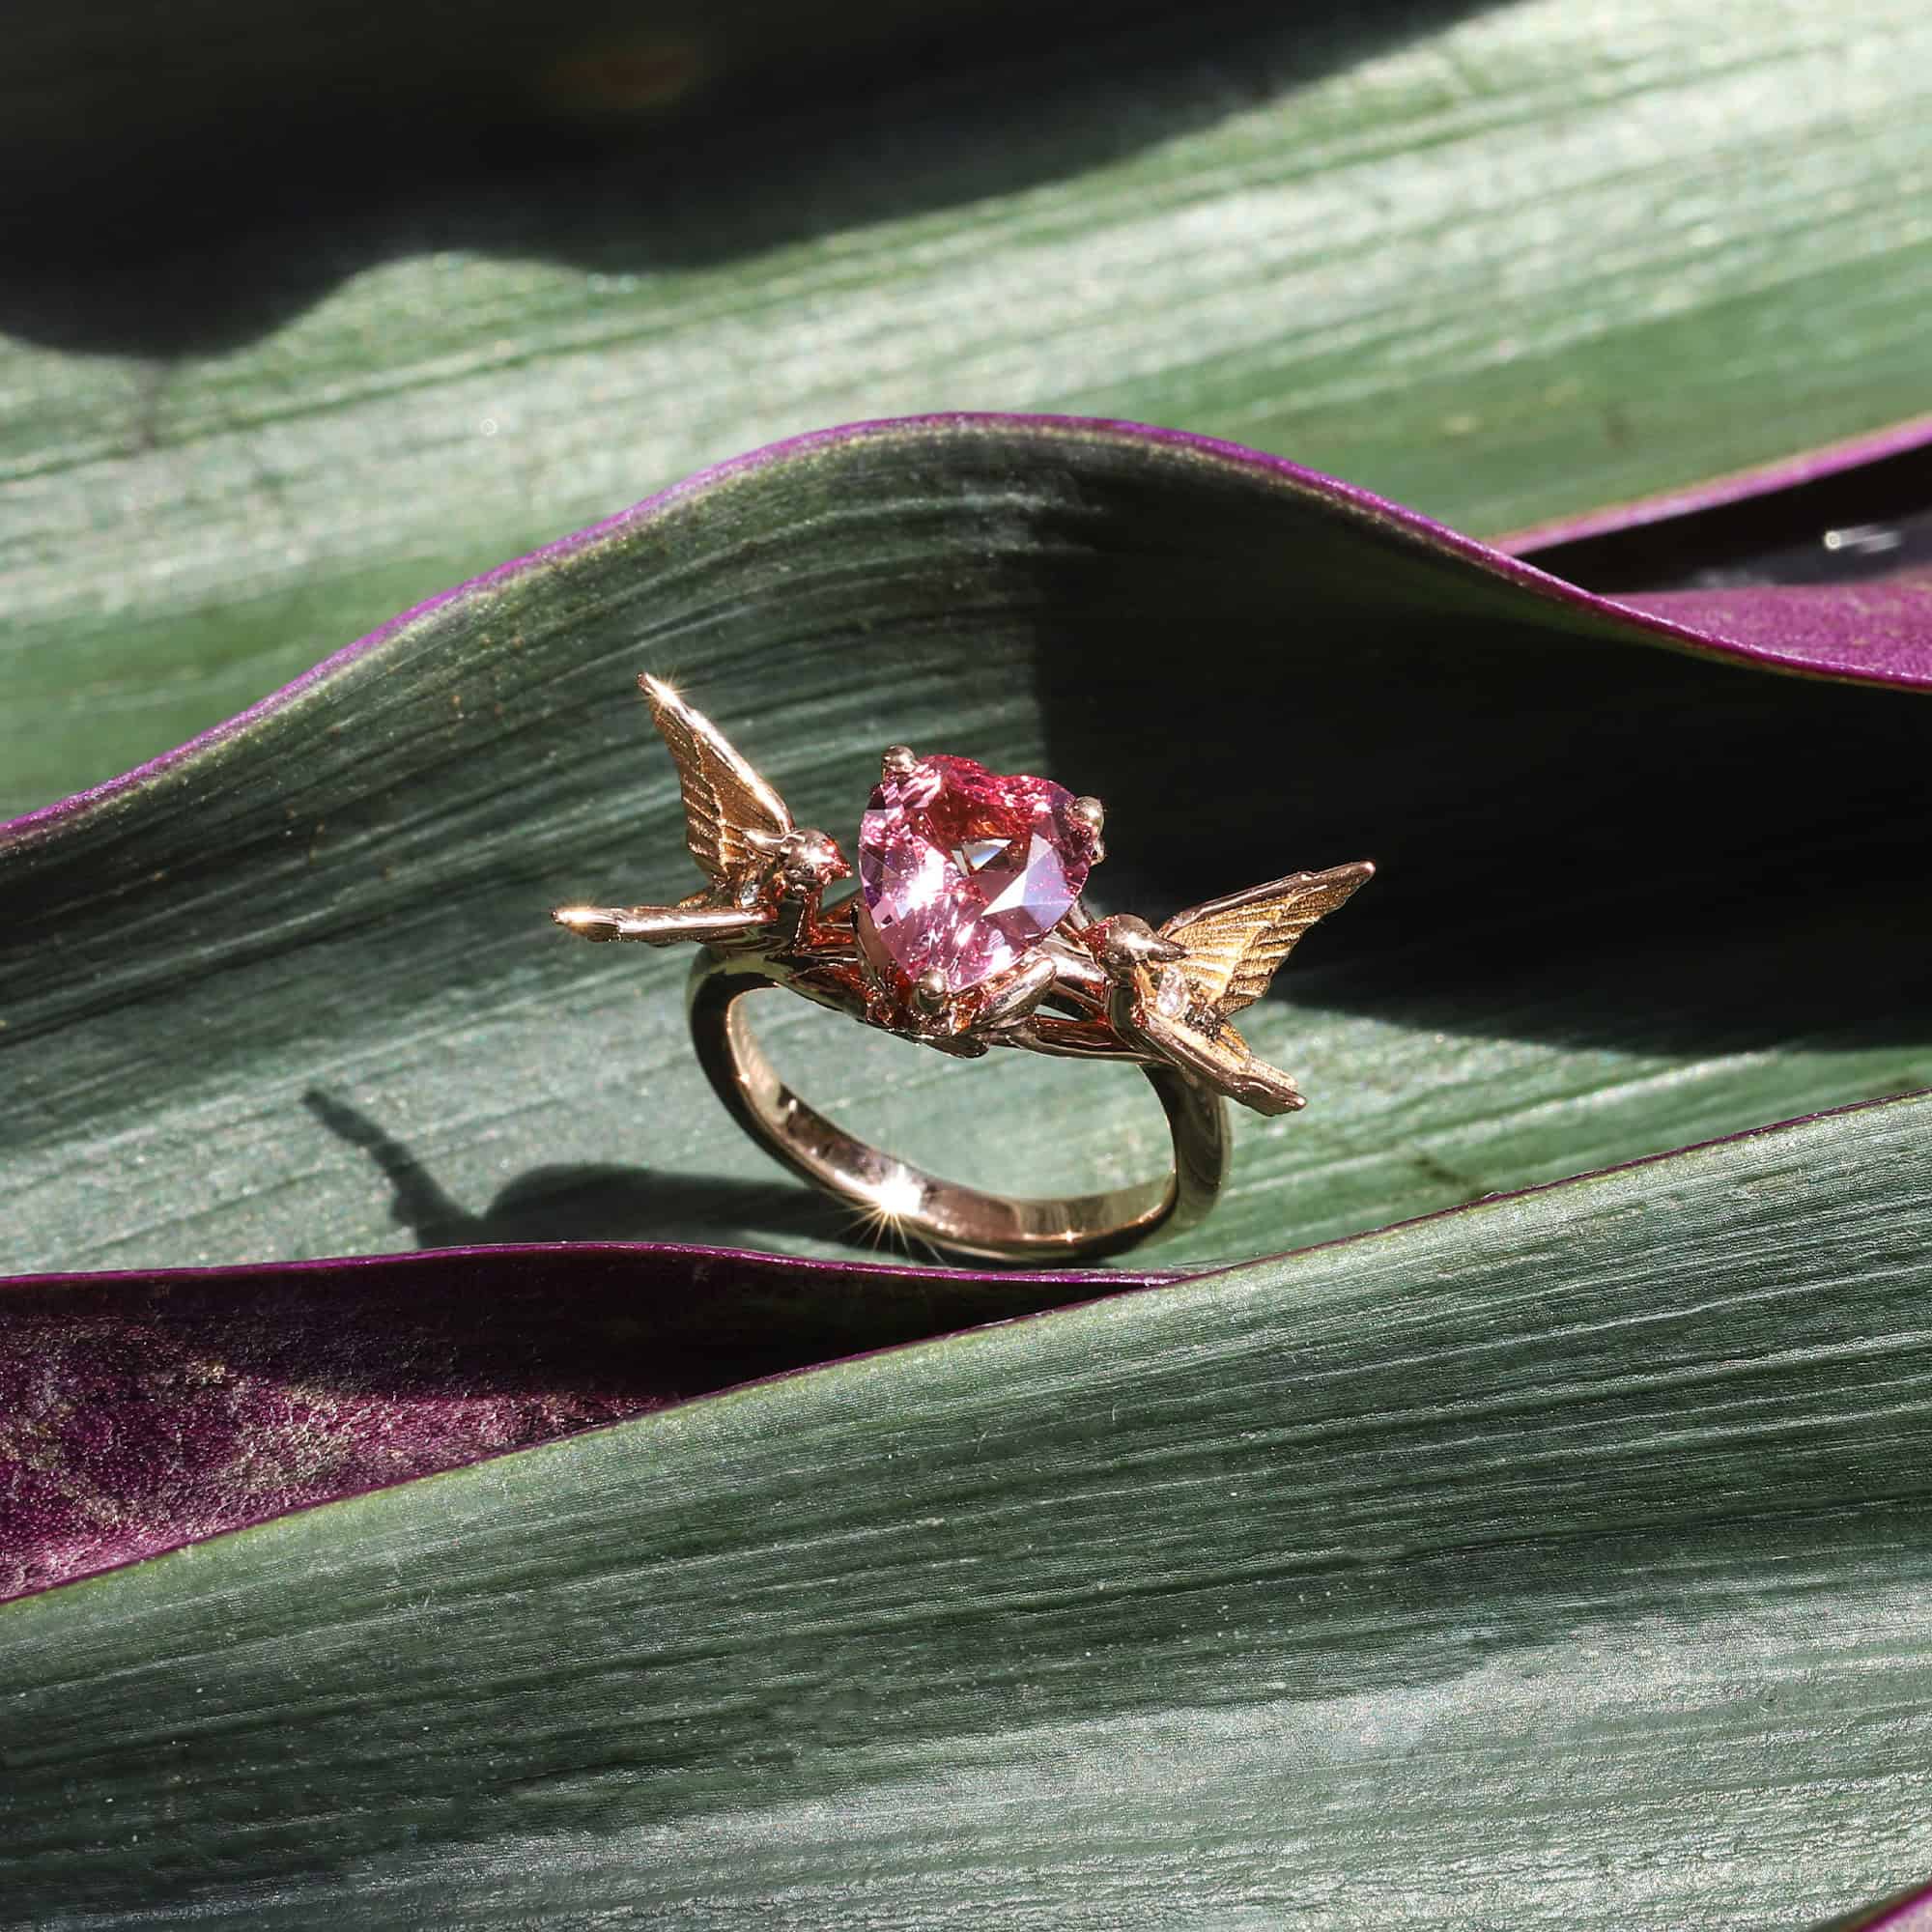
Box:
1158 862 1375 1017
641 675 792 888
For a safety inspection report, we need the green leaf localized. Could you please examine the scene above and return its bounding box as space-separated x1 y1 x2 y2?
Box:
1 1244 1176 1601
6 1090 1931 1922
4 414 1929 1275
9 0 1932 810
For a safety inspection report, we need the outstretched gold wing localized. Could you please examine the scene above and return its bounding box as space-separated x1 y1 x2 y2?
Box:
641 674 792 888
1158 862 1374 1018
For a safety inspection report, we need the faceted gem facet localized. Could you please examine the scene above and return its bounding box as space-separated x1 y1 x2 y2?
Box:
858 753 1096 993
1154 963 1190 1018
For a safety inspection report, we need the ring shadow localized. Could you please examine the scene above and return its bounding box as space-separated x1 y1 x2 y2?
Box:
300 1086 843 1253
290 1086 1131 1404
3 1185 1159 1599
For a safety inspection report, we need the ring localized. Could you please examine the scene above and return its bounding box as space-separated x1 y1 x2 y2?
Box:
554 676 1373 1261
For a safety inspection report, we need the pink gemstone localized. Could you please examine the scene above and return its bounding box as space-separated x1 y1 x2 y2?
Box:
858 753 1096 993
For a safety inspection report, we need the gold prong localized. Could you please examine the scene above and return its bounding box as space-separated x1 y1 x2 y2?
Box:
882 745 919 779
912 968 949 1014
978 951 1058 1029
1069 795 1105 862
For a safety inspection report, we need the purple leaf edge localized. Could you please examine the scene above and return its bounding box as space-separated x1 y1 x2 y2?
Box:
0 1241 1180 1606
6 1087 1924 1607
6 409 1932 853
1815 1877 1932 1932
1496 407 1932 554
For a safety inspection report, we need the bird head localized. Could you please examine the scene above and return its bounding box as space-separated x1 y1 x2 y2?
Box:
776 828 851 897
1089 914 1185 984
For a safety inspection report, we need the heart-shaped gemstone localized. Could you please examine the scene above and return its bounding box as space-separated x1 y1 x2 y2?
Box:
858 753 1096 993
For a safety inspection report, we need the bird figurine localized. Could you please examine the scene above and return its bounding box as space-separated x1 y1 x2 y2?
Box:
553 675 850 952
1088 863 1375 1116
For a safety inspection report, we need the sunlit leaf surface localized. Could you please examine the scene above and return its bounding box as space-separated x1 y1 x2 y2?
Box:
5 1090 1930 1925
6 0 1932 807
8 1 1932 1917
4 416 1928 1284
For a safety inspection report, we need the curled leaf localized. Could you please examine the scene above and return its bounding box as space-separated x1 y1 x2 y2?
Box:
4 1088 1931 1922
3 414 1929 1281
0 1242 1165 1602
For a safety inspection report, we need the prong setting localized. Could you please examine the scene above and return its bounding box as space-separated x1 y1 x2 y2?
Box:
1068 794 1106 863
977 950 1060 1031
564 668 1375 1259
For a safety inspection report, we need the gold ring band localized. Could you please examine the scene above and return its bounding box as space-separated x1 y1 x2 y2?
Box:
688 948 1231 1262
554 674 1372 1262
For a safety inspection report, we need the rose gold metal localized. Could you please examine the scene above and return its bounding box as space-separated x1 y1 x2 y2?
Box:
552 675 1375 1261
687 948 1230 1262
1068 794 1106 863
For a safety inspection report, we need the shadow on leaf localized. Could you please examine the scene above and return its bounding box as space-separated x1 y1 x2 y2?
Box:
0 0 1486 357
301 1086 841 1250
1024 460 1932 1059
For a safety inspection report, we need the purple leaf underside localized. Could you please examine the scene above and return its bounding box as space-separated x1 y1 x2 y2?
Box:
5 411 1931 1605
0 1244 1164 1603
8 410 1932 851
